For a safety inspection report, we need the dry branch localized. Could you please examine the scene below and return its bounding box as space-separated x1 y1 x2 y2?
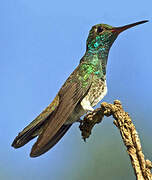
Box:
79 100 152 180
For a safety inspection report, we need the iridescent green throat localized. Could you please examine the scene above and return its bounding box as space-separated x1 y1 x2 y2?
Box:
86 31 117 61
78 29 118 87
82 31 117 73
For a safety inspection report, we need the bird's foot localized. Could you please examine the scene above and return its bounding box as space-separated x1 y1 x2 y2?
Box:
86 107 95 116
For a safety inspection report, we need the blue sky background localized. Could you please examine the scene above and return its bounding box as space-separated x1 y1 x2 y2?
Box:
0 0 152 180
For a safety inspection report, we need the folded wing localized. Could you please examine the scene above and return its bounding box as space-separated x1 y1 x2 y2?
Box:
30 66 93 157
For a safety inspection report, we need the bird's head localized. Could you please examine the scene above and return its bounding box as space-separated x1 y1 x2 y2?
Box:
87 20 148 52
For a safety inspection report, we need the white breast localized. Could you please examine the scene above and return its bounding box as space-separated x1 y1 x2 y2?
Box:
81 80 107 111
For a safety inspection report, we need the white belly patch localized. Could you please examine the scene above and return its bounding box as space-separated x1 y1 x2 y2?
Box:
81 80 107 111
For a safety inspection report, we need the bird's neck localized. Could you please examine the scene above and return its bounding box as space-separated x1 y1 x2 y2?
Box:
81 45 110 77
87 46 109 63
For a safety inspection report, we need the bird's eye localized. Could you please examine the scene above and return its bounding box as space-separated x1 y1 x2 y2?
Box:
97 27 103 33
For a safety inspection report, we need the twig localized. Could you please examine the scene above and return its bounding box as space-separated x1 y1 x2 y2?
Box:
79 100 152 180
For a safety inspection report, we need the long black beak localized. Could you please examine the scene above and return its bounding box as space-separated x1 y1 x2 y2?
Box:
112 20 148 34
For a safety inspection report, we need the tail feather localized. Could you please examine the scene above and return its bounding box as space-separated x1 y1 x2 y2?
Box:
30 124 72 157
12 95 59 148
11 119 47 148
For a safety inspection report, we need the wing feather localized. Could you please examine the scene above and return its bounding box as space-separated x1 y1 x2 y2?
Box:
30 124 72 157
30 66 93 157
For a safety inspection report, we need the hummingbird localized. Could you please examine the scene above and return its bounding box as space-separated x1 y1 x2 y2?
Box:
12 20 148 157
